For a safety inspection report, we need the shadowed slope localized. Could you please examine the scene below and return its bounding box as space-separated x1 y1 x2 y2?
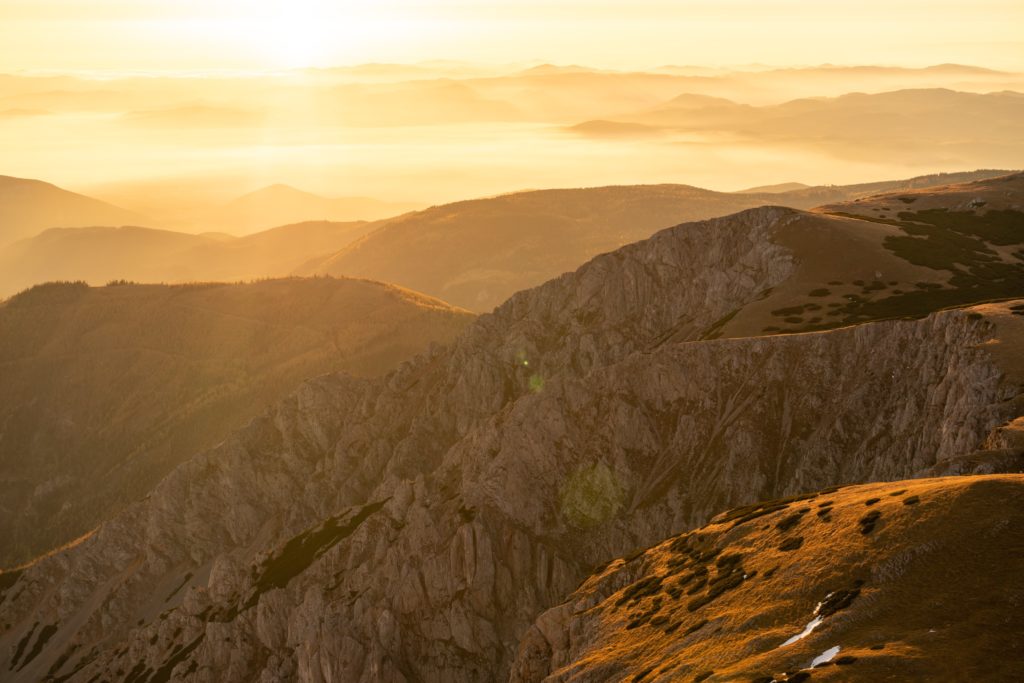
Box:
0 277 473 566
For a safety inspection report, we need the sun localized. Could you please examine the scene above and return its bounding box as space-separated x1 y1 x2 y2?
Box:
225 0 390 69
258 1 335 68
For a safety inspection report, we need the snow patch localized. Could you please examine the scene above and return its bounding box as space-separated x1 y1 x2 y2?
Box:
779 594 834 647
810 645 841 668
780 615 823 647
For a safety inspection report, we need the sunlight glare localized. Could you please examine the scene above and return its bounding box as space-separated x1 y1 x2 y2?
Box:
228 0 390 68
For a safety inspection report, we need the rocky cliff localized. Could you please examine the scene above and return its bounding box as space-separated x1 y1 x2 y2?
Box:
1 193 1022 682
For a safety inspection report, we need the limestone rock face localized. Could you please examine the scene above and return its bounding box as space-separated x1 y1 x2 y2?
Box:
1 206 1022 683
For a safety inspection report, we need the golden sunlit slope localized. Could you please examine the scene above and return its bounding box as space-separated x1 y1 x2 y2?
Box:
753 169 1016 205
818 169 1024 216
297 170 1014 312
667 172 1024 340
0 277 473 567
512 475 1024 682
203 184 423 234
0 176 145 245
0 219 375 297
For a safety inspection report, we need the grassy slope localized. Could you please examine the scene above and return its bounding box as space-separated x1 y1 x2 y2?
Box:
713 172 1024 339
535 475 1024 682
301 184 802 312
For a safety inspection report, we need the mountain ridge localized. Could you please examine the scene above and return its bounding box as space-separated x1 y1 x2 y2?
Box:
298 169 1015 312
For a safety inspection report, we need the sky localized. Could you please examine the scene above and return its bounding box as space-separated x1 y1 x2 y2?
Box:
0 0 1020 208
1 0 1022 73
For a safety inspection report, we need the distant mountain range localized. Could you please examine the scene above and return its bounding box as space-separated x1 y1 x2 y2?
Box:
737 181 811 193
0 175 145 245
569 90 1024 168
0 174 420 245
0 219 378 297
0 169 1012 309
3 67 1022 214
203 184 423 234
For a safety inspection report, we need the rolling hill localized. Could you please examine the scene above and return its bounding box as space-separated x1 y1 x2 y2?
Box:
0 219 376 298
298 183 792 311
737 181 811 194
0 175 145 245
298 169 1012 312
1 176 1021 682
0 277 473 567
